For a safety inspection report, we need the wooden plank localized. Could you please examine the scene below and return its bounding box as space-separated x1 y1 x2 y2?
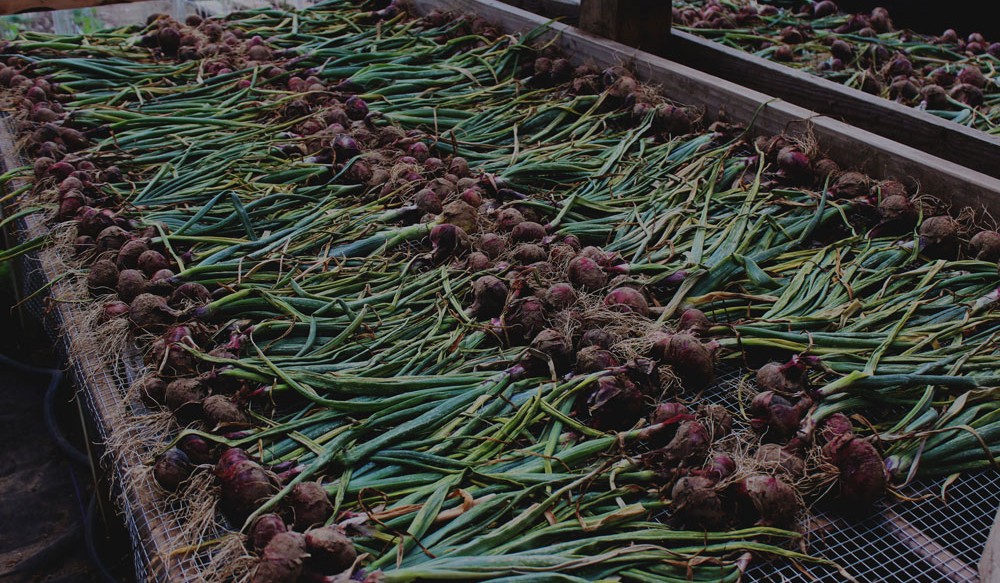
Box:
498 0 578 24
982 506 1000 583
498 0 1000 181
578 0 669 53
666 30 1000 180
882 507 979 583
409 0 1000 217
0 0 151 15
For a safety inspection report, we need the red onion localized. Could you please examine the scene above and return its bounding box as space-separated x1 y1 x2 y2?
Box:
754 443 805 477
776 146 813 183
510 221 546 243
153 447 193 491
670 476 726 530
217 456 277 525
332 133 361 161
344 96 368 120
100 300 130 323
734 474 800 528
822 434 887 511
697 403 732 438
250 514 288 553
74 235 95 256
754 360 807 395
252 531 308 583
202 395 249 429
677 308 711 336
650 332 716 390
818 412 854 444
116 239 149 269
304 526 356 574
749 391 812 441
129 292 178 331
178 433 217 465
919 215 960 259
505 296 547 343
544 282 577 310
698 452 737 482
137 376 168 407
169 282 212 307
494 207 524 232
476 233 506 259
96 226 130 254
287 481 334 530
469 275 508 319
830 38 854 62
970 230 1000 262
603 287 648 316
586 375 644 431
574 345 619 373
441 200 479 234
136 249 170 277
579 328 614 350
165 377 207 412
86 259 119 293
642 420 711 470
568 256 607 291
510 243 545 265
650 401 690 424
950 83 984 107
117 269 148 303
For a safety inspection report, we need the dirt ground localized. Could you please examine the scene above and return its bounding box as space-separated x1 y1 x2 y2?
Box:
0 263 134 583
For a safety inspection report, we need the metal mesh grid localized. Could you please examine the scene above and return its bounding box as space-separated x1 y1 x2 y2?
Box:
0 2 997 582
698 368 995 582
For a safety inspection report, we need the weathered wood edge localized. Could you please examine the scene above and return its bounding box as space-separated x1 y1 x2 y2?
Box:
667 29 1000 180
451 0 1000 216
495 0 1000 181
0 0 153 15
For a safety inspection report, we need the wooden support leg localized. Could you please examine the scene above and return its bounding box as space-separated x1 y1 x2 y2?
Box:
578 0 671 54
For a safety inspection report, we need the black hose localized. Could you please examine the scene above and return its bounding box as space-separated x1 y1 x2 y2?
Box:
0 352 91 467
86 493 123 583
70 466 122 583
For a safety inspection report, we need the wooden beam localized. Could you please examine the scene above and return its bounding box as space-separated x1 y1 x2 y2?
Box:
982 506 1000 582
408 0 1000 216
666 30 1000 180
496 0 1000 181
0 0 151 15
578 0 669 53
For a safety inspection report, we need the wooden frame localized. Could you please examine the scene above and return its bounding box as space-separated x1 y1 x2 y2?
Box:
412 0 1000 216
578 0 670 54
0 0 150 15
493 0 1000 181
2 1 999 580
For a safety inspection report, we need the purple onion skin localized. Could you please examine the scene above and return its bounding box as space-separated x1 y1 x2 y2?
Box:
733 474 800 528
749 391 812 441
822 434 887 512
586 375 645 431
641 419 710 470
670 475 727 530
153 447 193 491
603 287 649 316
250 514 288 552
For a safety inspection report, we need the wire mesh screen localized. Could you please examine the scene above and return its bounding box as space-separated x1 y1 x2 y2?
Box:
699 368 996 583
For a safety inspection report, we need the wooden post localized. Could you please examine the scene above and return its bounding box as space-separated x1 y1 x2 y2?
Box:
982 506 1000 582
578 0 670 53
